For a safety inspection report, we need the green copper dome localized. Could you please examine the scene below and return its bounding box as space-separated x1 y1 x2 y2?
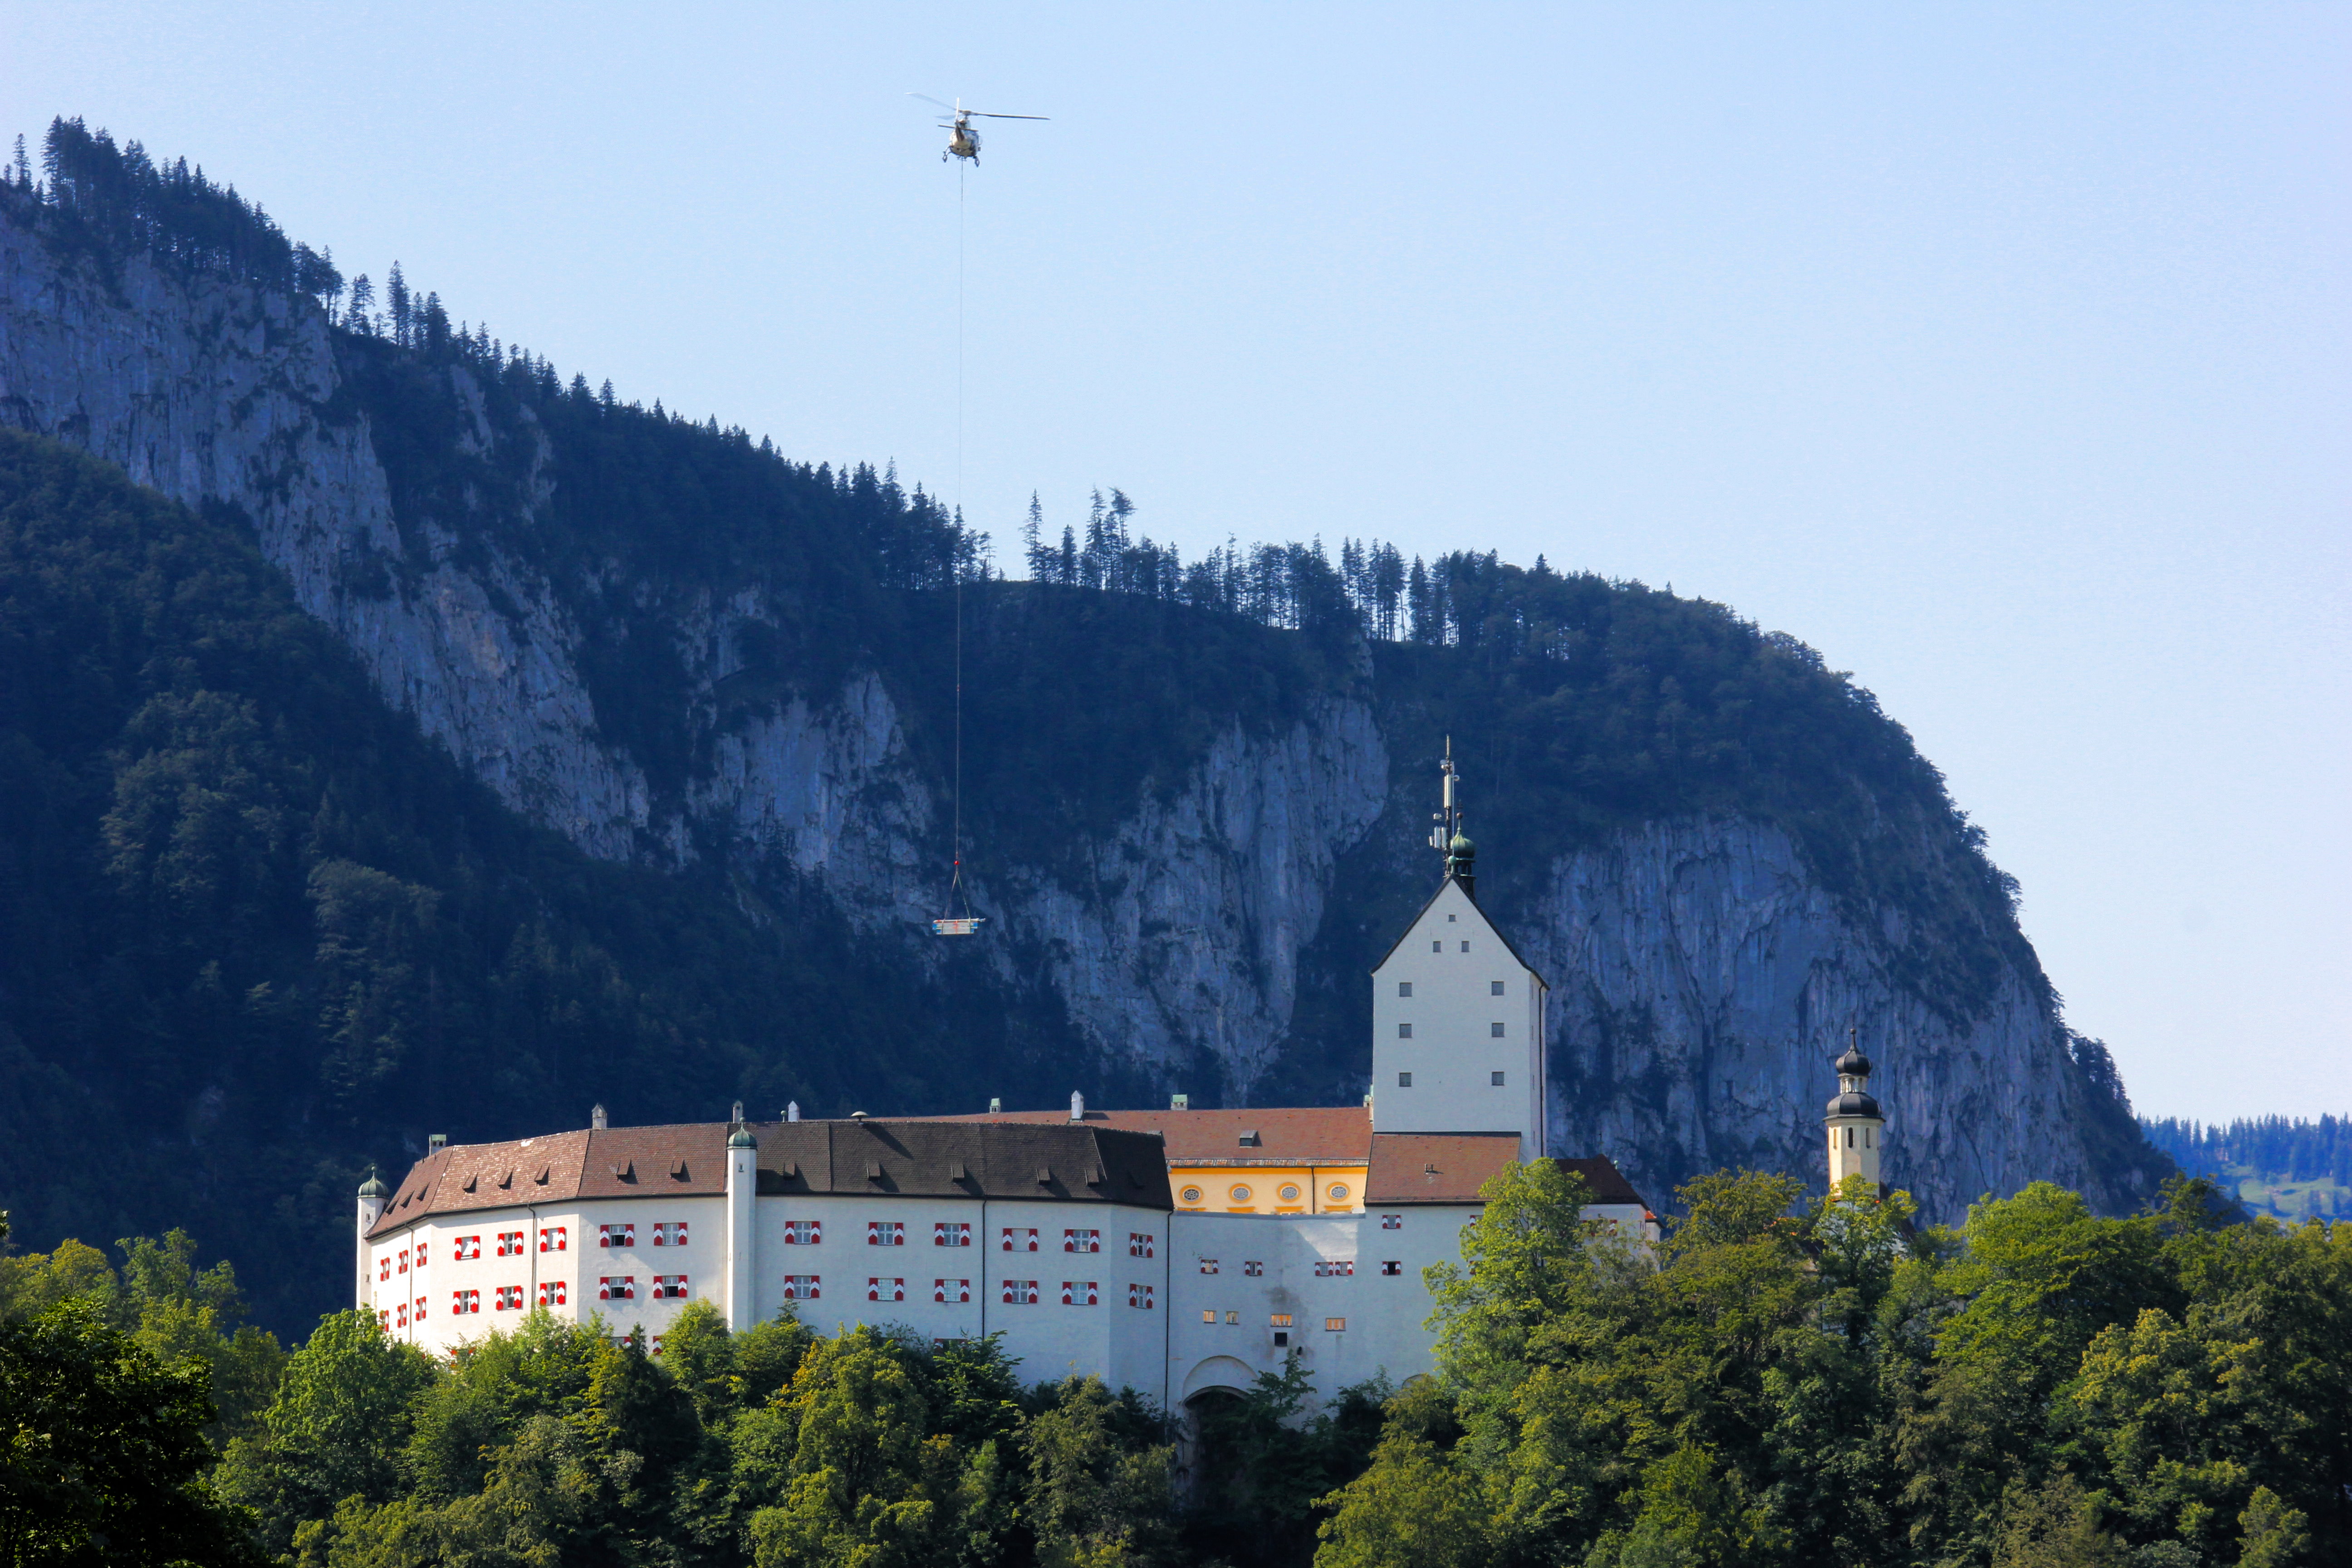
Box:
357 1166 388 1199
1449 833 1475 856
728 1126 757 1149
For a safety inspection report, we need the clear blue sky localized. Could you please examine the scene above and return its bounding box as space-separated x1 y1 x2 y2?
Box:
7 3 2344 1122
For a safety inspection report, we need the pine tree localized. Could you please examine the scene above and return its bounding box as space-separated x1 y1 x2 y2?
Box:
385 263 410 347
1021 494 1050 581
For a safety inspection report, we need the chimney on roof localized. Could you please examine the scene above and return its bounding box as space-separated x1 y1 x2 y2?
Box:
786 1101 800 1122
989 1097 1002 1114
1170 1093 1189 1111
428 1133 447 1152
1069 1091 1086 1122
591 1104 608 1131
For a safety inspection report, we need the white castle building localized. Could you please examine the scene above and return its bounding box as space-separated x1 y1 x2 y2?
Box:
359 761 1877 1407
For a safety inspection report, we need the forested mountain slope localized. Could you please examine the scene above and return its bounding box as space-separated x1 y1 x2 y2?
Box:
0 122 2170 1330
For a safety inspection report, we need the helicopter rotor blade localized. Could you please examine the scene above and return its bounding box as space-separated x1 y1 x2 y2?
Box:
908 93 959 113
969 112 1049 121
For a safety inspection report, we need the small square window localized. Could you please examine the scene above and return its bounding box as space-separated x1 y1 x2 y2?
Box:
1397 1072 1412 1088
1491 1071 1507 1086
1381 1260 1403 1275
1490 980 1505 996
1431 940 1441 952
1460 940 1470 952
1202 1309 1217 1324
1325 1317 1347 1332
1199 1259 1220 1274
1398 1022 1412 1039
1447 913 1456 922
1243 1260 1264 1277
1397 981 1412 997
1490 1022 1506 1038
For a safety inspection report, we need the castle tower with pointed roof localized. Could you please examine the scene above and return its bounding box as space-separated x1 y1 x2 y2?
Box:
1368 746 1549 1160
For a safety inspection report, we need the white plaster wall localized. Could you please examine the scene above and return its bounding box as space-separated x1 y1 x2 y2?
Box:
1371 880 1548 1154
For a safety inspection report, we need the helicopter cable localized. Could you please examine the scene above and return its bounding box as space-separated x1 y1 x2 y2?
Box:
952 157 967 912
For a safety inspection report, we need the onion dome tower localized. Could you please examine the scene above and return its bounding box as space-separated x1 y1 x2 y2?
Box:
355 1166 389 1310
1824 1029 1885 1191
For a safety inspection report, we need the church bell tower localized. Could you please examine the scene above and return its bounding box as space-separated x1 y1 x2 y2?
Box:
1824 1030 1885 1190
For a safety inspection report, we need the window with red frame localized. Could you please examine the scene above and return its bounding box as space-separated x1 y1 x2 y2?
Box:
1061 1281 1099 1307
536 1280 567 1307
934 1221 971 1247
867 1221 905 1246
867 1277 906 1303
784 1219 821 1245
539 1226 567 1253
452 1289 481 1315
1001 1279 1039 1305
1062 1229 1101 1254
651 1275 689 1299
1000 1227 1038 1252
498 1231 525 1257
1128 1232 1155 1258
495 1285 524 1311
598 1277 636 1301
378 1256 391 1282
1313 1259 1355 1277
598 1224 635 1248
453 1235 482 1260
1127 1283 1155 1309
653 1221 688 1246
398 1247 409 1274
934 1278 970 1303
782 1274 821 1301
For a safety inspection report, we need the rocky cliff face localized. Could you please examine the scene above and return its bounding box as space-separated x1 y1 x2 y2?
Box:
1533 817 2120 1212
0 205 2162 1220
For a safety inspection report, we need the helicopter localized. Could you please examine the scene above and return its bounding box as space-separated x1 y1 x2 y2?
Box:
911 95 1048 164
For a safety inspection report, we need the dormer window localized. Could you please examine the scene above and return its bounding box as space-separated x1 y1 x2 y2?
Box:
1237 1130 1261 1148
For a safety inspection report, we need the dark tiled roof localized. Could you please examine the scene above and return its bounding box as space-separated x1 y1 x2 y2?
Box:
1554 1156 1648 1208
755 1118 1172 1208
935 1106 1372 1166
370 1119 1173 1236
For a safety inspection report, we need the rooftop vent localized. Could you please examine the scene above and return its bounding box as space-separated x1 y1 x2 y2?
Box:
949 1161 968 1181
1238 1130 1262 1148
1037 1167 1054 1185
670 1160 688 1180
851 1110 869 1122
428 1133 447 1152
591 1104 608 1130
1069 1090 1086 1122
866 1161 883 1180
1170 1093 1190 1111
786 1101 800 1122
611 1161 634 1181
989 1097 1002 1114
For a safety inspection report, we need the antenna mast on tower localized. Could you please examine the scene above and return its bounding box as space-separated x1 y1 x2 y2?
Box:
1428 738 1463 857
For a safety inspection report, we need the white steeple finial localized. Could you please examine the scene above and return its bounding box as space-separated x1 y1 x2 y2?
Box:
1069 1090 1086 1122
786 1100 800 1122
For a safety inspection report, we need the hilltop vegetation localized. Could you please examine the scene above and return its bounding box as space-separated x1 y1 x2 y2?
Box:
2144 1117 2351 1224
5 1171 2344 1568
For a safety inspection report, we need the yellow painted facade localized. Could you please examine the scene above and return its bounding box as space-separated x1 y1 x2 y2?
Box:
1168 1163 1369 1215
